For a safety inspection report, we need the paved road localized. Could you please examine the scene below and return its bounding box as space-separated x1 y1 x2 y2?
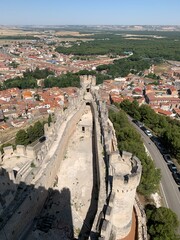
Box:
128 117 180 233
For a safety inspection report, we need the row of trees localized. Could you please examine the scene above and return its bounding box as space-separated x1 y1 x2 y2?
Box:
96 55 152 78
44 70 111 88
15 121 45 145
2 67 111 90
120 100 180 162
0 35 40 40
44 72 80 88
109 109 161 196
23 68 54 79
2 68 54 90
0 117 51 152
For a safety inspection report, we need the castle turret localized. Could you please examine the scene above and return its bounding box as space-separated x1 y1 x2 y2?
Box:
80 75 96 90
110 151 142 239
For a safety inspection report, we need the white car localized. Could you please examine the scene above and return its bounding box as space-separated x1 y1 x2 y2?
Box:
145 130 153 137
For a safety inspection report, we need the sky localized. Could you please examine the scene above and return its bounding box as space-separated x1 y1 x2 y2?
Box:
0 0 180 26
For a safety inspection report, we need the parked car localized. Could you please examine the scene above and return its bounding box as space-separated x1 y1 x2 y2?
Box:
151 136 160 143
140 126 147 131
155 142 168 154
168 163 177 173
133 120 144 128
144 129 153 137
172 172 180 185
163 154 173 164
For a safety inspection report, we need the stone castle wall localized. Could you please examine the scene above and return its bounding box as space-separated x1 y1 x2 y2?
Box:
0 83 147 240
91 91 146 240
0 93 87 240
90 100 107 234
2 145 36 162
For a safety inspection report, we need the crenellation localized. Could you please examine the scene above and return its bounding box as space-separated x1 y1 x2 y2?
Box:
15 145 26 156
3 146 14 160
26 146 36 159
122 151 133 162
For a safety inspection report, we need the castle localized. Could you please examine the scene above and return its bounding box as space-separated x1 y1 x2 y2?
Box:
0 75 147 240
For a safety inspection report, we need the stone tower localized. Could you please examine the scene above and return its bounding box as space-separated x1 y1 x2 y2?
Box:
80 75 96 89
110 151 142 239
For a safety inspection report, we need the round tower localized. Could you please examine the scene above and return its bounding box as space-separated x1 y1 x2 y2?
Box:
110 152 142 239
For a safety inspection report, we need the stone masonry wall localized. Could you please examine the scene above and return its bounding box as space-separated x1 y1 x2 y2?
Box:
0 86 147 240
91 91 146 240
0 97 86 240
90 100 107 234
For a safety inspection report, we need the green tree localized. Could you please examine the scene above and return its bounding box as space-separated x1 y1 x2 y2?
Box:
9 61 19 68
33 121 44 139
146 205 180 240
27 125 36 143
15 129 29 145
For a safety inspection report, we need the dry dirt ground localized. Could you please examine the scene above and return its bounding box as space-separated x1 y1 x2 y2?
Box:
0 27 41 36
54 31 94 37
154 63 171 75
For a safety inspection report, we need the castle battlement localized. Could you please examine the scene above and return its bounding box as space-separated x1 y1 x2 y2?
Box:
0 77 147 240
90 89 146 240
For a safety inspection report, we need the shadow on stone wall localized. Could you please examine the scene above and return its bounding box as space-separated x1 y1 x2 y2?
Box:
0 168 75 240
